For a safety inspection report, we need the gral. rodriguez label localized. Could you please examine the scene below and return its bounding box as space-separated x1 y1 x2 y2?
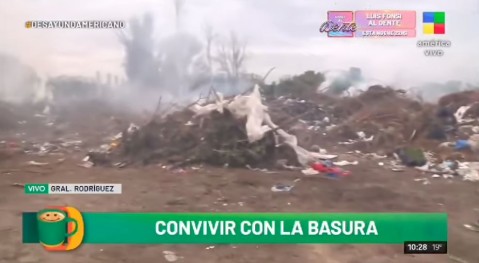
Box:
25 184 122 194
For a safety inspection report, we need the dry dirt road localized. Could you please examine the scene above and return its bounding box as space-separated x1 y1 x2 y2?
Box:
1 151 478 263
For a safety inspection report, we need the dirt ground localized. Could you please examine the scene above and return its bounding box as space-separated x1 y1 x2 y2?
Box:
0 112 478 263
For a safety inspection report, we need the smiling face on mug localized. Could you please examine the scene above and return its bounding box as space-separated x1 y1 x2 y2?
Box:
39 211 65 222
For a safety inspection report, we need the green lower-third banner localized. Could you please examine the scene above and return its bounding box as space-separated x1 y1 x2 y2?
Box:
23 211 447 246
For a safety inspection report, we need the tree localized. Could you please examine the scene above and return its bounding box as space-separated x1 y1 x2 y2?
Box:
203 24 217 74
118 13 160 88
214 31 247 88
185 24 218 91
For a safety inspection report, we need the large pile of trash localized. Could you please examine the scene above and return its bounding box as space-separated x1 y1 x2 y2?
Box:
115 109 283 167
88 85 333 168
316 86 457 151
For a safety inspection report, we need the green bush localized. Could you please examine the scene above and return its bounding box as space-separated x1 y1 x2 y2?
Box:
262 70 324 99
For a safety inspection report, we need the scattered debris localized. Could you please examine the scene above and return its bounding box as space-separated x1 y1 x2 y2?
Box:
113 161 128 168
27 161 48 166
271 184 294 192
449 255 469 263
455 105 473 124
311 161 351 177
463 224 479 232
333 160 358 166
457 162 479 181
455 140 470 151
246 165 278 174
365 153 387 159
163 251 179 262
395 147 426 167
78 161 94 168
356 131 374 142
439 141 454 148
301 168 319 175
414 178 431 185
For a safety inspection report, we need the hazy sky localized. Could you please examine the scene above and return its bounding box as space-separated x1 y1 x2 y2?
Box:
0 0 478 87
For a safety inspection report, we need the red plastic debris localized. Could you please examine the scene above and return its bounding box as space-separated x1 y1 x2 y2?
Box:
311 162 351 177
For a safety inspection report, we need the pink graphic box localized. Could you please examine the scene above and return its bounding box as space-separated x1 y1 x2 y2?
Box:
327 11 354 37
355 10 416 29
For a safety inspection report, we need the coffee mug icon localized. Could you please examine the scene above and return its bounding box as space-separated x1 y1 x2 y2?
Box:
37 209 78 247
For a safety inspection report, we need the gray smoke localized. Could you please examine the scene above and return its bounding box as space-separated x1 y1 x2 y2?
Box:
0 53 41 103
115 9 252 111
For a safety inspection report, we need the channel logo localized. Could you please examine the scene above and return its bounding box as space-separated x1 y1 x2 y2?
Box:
29 206 84 251
423 12 445 34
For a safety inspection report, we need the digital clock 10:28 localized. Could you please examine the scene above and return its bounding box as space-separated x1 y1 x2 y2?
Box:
404 241 447 254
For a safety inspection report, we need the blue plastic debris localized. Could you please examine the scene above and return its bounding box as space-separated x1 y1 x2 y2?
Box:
455 140 470 150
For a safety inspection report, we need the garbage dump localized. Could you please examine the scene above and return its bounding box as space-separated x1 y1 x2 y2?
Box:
318 85 462 152
88 85 333 168
81 83 479 178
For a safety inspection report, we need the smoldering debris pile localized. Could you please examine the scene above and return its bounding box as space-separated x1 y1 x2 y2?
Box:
89 85 332 168
320 86 457 151
115 109 282 167
86 84 479 169
438 90 479 111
